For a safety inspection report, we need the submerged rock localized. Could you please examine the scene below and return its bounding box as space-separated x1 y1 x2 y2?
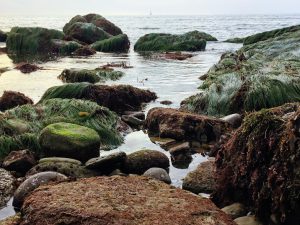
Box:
40 83 157 114
181 26 300 116
0 169 15 210
212 103 300 224
39 122 101 162
13 171 67 209
143 167 171 184
123 150 169 175
145 108 230 143
21 176 235 225
0 30 7 42
91 34 130 52
0 91 33 111
15 62 41 74
134 30 216 52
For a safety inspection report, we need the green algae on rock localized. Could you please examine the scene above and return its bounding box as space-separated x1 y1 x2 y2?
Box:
91 34 130 52
181 28 300 117
134 30 217 52
212 103 300 224
0 30 7 42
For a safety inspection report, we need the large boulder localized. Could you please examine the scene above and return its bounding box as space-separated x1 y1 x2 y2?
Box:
0 30 7 42
181 26 300 117
21 176 235 225
40 83 157 114
212 103 300 224
134 30 217 52
145 108 230 143
0 91 33 111
39 122 101 162
91 34 130 52
63 14 123 36
63 22 111 44
0 169 15 210
123 150 169 175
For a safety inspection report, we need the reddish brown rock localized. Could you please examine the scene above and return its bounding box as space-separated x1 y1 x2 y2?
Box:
15 63 41 74
0 91 33 111
145 108 230 143
164 52 193 60
21 176 235 225
3 150 36 175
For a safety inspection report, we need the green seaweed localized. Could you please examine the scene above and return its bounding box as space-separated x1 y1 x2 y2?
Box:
91 34 130 52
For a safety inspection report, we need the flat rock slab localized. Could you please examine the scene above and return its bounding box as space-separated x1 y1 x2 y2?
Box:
21 176 235 225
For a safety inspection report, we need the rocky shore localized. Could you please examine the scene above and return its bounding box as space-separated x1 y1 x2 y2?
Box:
0 16 300 225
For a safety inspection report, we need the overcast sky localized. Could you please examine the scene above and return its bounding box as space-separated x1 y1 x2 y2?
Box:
0 0 300 15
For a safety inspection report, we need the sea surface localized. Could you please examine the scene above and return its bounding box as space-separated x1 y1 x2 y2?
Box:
0 14 299 219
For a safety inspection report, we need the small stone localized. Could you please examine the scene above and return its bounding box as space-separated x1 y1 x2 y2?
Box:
3 150 36 175
234 216 264 225
221 114 242 129
221 203 248 220
168 142 190 155
121 115 144 127
15 63 41 74
160 100 173 105
143 167 171 184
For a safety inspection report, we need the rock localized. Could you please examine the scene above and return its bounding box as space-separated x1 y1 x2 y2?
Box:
0 91 33 111
134 30 217 52
143 167 171 184
51 39 82 55
0 169 15 210
72 46 96 56
40 83 157 114
123 150 169 175
13 171 67 209
63 14 123 36
109 169 127 176
182 160 216 194
91 34 130 52
39 157 82 166
145 108 230 143
164 52 193 60
58 68 124 84
64 22 111 44
26 161 97 178
21 176 235 225
0 30 7 42
123 111 146 120
234 216 264 225
160 100 173 105
221 113 242 128
6 27 64 55
15 62 41 74
224 37 245 43
85 151 127 174
222 203 248 220
168 142 190 155
181 26 300 117
38 122 101 162
212 103 300 224
0 214 21 225
121 115 144 127
150 137 177 149
0 119 31 135
168 142 192 169
2 150 36 175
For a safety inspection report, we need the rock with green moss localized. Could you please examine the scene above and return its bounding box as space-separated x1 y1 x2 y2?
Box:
123 150 169 175
224 37 244 43
51 39 82 55
64 22 111 45
58 68 124 84
38 122 100 162
0 30 7 42
134 30 217 52
63 13 123 36
181 27 300 116
91 34 130 52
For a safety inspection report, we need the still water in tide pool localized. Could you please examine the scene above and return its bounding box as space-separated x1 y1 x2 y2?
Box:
0 15 299 192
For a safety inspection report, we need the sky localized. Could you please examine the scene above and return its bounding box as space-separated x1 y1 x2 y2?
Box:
0 0 300 15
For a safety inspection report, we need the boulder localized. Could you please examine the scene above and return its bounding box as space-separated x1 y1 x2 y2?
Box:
91 34 130 52
143 167 171 184
39 157 82 166
20 176 235 225
145 108 230 143
85 151 127 174
168 142 192 169
182 160 216 194
222 203 248 220
123 150 169 175
221 113 242 128
234 216 264 225
63 14 123 36
0 169 15 210
212 103 300 224
121 115 144 127
0 91 33 111
134 30 217 52
64 22 111 44
72 46 96 56
51 39 82 55
0 30 7 42
0 214 21 225
2 150 36 175
38 122 101 162
181 26 300 116
40 83 157 114
13 172 67 209
15 62 41 74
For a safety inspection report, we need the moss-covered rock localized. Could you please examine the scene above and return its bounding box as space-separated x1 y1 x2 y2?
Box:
0 30 7 42
91 34 130 52
38 122 100 162
134 30 215 52
72 46 96 56
224 37 244 43
51 39 82 55
63 14 123 36
181 27 300 116
58 68 124 84
212 103 300 224
123 150 169 175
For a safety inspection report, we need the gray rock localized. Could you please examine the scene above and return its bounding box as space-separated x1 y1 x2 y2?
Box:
3 150 36 175
221 203 247 219
13 172 67 209
143 168 171 184
234 216 264 225
39 157 82 166
221 114 242 128
121 115 144 127
0 169 15 210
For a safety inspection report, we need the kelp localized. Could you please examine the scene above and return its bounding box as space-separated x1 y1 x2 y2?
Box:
91 34 130 52
0 98 123 159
